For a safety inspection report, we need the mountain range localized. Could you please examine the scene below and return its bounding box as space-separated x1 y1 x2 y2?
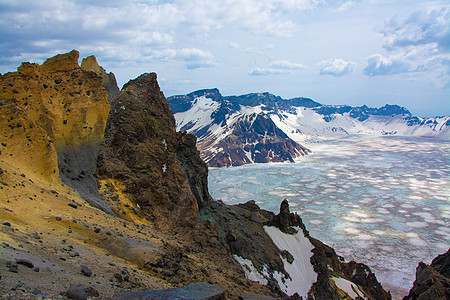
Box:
168 89 449 167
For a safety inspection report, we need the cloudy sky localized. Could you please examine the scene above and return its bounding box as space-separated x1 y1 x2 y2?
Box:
1 0 449 116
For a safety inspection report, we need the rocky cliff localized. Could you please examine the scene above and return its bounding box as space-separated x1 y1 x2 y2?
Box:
95 73 199 231
1 51 392 299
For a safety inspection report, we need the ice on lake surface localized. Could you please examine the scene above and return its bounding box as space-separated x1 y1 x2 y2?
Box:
208 135 449 299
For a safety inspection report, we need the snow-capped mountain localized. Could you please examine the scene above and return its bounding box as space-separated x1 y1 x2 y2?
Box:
168 89 449 166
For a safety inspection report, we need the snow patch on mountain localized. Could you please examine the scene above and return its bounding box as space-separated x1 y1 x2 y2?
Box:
264 226 317 298
176 95 220 136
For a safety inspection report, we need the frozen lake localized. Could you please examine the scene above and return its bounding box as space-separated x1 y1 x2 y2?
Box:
208 135 449 299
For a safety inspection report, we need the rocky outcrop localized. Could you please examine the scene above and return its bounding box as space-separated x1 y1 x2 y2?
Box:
404 249 450 300
201 199 391 299
176 132 213 209
0 50 112 213
95 73 199 231
81 55 120 102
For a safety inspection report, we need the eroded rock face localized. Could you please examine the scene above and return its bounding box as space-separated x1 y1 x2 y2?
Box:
404 249 450 300
96 73 199 231
81 55 119 102
176 133 213 209
0 98 60 184
0 50 112 212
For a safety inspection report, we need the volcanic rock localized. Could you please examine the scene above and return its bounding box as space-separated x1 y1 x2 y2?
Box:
66 284 87 300
0 50 113 213
96 73 198 231
81 55 119 102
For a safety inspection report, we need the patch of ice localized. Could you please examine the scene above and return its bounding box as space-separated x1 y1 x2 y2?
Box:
406 222 428 228
412 212 436 223
304 209 326 215
400 203 416 209
407 237 428 247
357 234 374 241
342 227 361 235
309 220 324 225
372 230 386 235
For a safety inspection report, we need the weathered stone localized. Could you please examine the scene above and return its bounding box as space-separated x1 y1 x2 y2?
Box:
68 203 78 209
81 265 92 276
16 259 34 268
7 262 18 273
84 286 100 297
67 284 87 300
0 50 114 213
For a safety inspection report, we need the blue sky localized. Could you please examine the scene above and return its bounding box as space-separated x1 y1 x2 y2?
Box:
1 0 449 117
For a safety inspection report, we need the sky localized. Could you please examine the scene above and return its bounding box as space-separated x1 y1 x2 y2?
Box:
0 0 449 117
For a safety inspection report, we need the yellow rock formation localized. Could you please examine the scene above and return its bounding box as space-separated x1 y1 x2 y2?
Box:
0 50 110 184
4 49 110 151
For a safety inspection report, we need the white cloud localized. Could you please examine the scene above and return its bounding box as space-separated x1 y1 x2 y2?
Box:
248 67 288 76
149 48 216 69
249 59 305 76
269 59 305 70
188 0 298 37
319 58 356 76
364 8 450 87
381 8 450 51
363 54 412 76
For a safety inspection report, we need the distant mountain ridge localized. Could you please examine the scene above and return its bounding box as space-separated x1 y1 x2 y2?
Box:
168 89 449 166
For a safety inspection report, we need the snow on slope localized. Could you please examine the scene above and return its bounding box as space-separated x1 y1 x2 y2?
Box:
264 226 317 298
232 255 269 285
175 95 219 134
331 277 367 299
271 107 450 144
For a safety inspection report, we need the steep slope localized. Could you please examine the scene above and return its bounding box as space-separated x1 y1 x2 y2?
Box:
81 55 120 102
168 89 449 166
